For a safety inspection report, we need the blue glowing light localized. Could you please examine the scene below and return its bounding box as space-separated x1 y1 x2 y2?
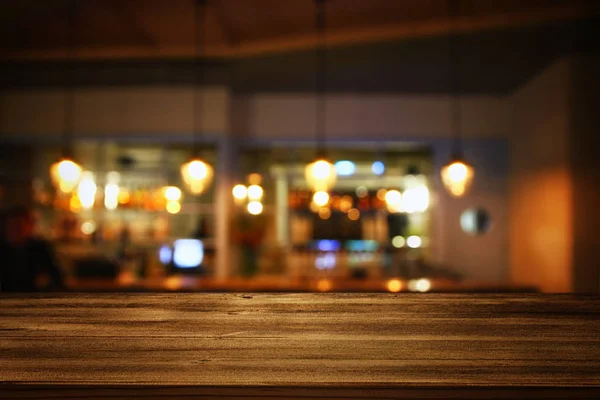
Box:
158 245 172 265
345 240 379 252
173 239 204 268
372 161 385 175
334 160 356 176
316 240 341 252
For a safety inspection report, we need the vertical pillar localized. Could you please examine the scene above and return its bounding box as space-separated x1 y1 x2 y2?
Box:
274 167 290 247
214 136 233 282
213 85 233 282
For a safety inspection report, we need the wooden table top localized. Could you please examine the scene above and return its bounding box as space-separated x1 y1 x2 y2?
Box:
1 293 599 399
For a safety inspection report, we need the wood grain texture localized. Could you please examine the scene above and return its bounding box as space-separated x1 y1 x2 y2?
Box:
1 293 599 399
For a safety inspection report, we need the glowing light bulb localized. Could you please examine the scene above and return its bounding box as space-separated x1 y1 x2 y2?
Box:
409 278 431 292
441 158 475 197
313 191 329 207
305 158 337 192
166 200 181 214
232 184 247 200
407 235 422 248
385 189 402 205
385 189 403 213
180 158 213 195
313 160 333 179
339 195 353 213
316 278 332 292
164 186 182 202
392 236 406 248
104 183 120 210
403 186 429 213
347 208 360 221
448 163 467 181
77 171 96 210
386 279 403 293
81 221 96 235
247 185 263 200
247 201 263 215
50 158 82 194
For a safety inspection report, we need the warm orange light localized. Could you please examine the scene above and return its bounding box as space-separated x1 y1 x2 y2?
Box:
165 275 183 291
50 158 82 194
316 278 333 292
339 195 353 213
386 279 403 293
305 158 337 192
247 185 263 200
313 191 329 207
347 208 360 221
117 271 136 286
248 173 262 185
69 195 81 213
166 200 181 214
232 184 248 200
309 201 321 213
118 189 131 205
441 158 475 197
180 158 213 195
318 207 331 220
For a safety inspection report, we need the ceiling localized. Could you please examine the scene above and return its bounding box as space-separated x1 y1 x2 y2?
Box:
0 1 598 94
0 0 598 61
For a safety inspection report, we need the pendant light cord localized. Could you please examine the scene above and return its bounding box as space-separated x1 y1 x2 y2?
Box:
64 0 78 159
193 0 206 157
448 0 462 158
315 0 327 159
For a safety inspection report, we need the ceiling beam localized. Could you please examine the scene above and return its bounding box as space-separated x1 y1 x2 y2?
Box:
1 3 597 62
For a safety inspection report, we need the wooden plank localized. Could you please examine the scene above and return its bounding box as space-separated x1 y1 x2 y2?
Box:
0 293 599 398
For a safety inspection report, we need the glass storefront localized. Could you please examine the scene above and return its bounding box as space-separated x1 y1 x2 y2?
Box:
2 140 465 291
29 142 217 284
233 146 443 287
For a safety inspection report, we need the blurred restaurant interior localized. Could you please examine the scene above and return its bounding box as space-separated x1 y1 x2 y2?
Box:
0 0 598 293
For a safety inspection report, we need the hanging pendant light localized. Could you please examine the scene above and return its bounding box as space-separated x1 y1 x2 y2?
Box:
181 158 213 195
440 0 474 198
305 0 336 193
441 154 474 197
51 0 82 194
181 0 213 195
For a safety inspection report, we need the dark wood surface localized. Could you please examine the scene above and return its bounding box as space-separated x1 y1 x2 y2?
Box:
1 293 599 399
